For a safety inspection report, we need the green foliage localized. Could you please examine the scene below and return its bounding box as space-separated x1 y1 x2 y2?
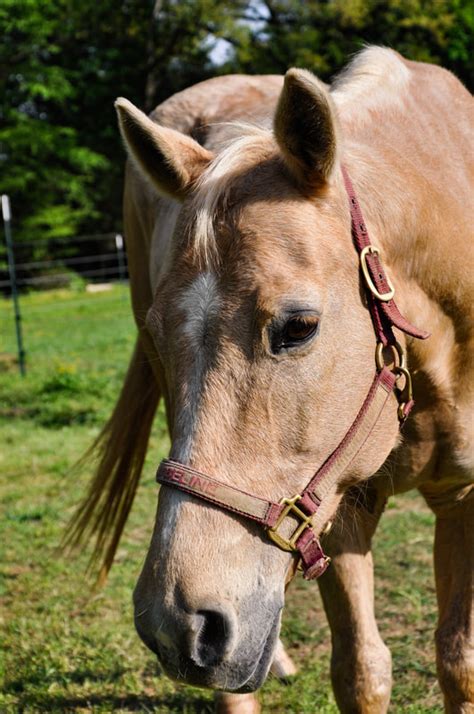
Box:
0 0 472 265
221 0 474 85
0 0 243 255
0 0 107 244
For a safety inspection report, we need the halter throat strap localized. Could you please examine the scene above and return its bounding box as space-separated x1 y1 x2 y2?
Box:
156 166 429 580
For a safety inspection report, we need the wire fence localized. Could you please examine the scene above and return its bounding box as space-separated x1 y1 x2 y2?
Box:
1 213 132 375
0 232 128 290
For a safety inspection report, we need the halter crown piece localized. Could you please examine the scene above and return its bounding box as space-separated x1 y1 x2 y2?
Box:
156 165 430 580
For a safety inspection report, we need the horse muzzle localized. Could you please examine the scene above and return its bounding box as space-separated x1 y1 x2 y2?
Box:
134 590 283 691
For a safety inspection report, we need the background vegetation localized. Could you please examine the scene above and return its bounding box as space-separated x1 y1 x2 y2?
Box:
1 287 441 712
1 0 473 261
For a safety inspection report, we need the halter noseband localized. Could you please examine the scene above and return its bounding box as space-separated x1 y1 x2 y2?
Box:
156 166 429 580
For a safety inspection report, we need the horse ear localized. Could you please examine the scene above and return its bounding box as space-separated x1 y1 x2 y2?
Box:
115 97 213 199
274 69 339 189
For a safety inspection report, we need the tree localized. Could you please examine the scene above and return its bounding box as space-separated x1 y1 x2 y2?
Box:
221 0 474 88
0 0 243 256
0 0 472 270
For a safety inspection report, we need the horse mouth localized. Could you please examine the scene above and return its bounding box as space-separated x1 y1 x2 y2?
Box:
234 613 281 692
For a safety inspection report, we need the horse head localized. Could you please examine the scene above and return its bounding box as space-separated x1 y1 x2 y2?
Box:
115 69 402 692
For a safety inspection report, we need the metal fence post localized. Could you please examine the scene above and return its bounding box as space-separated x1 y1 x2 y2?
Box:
2 195 26 375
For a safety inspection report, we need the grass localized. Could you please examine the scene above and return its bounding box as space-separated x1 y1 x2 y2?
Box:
0 285 443 712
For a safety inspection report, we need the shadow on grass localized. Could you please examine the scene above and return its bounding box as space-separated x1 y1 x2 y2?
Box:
5 664 126 695
5 663 213 713
14 691 214 713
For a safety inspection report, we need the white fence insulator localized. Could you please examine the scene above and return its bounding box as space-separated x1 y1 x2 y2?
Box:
1 194 11 222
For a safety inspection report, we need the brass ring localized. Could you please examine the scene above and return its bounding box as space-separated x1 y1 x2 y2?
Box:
375 341 406 371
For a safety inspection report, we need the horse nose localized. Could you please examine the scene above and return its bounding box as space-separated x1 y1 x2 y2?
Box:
189 603 238 667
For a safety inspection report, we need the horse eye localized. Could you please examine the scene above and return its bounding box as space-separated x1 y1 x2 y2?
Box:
272 316 319 352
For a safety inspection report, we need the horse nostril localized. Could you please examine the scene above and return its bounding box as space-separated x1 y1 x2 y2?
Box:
190 606 237 667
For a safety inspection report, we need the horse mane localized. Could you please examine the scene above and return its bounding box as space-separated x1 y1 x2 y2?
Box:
331 46 410 118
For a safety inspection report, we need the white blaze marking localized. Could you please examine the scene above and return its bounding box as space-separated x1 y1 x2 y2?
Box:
179 271 220 347
171 271 220 463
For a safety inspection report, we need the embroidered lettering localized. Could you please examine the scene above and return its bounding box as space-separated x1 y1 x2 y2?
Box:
163 466 219 496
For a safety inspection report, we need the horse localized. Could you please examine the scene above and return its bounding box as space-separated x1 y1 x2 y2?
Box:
70 47 473 713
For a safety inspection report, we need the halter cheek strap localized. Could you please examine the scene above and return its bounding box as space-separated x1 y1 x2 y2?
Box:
341 166 429 347
156 166 430 580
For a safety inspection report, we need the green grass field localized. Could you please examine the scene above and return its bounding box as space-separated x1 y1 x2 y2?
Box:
1 285 442 712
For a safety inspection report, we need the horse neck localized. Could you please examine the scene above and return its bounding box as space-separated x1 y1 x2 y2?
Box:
341 146 471 390
344 145 469 306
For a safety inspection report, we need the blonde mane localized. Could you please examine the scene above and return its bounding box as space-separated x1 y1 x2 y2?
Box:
331 46 411 118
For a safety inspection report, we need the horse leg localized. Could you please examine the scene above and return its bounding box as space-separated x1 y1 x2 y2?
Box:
431 495 473 713
270 636 297 678
214 637 296 713
318 485 392 713
214 692 260 714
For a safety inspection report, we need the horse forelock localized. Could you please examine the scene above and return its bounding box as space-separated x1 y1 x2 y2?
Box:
189 124 275 266
186 47 412 268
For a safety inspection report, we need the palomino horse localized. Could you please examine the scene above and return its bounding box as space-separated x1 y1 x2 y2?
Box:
71 47 473 712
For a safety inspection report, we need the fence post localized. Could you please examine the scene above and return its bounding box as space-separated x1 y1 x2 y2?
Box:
115 233 126 283
2 195 26 376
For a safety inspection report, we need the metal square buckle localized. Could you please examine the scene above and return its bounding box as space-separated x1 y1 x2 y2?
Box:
267 494 313 552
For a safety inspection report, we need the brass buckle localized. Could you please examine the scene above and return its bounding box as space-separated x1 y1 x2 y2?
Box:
267 494 313 552
360 245 395 302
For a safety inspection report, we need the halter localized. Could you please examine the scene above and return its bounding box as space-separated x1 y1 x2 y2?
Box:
156 166 429 580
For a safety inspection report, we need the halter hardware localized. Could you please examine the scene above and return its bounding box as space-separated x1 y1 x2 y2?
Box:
394 366 414 422
267 494 318 553
375 340 413 423
155 165 430 580
375 340 405 370
360 245 395 301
